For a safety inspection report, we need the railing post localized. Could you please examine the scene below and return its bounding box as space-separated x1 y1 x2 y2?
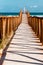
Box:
38 18 42 42
2 17 6 40
0 18 2 42
20 11 22 22
32 17 35 30
35 18 37 34
7 17 10 36
36 18 39 37
10 17 13 34
35 17 39 36
30 17 32 27
33 17 36 32
41 19 43 45
13 17 16 31
11 17 15 32
15 17 18 30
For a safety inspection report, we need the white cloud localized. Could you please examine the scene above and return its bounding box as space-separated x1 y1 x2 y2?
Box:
30 5 38 8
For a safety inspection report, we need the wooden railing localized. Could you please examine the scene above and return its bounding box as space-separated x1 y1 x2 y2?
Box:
28 16 43 45
0 11 22 48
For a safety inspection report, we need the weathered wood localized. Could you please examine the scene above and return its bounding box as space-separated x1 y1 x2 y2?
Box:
38 18 43 45
2 14 43 65
41 19 43 45
1 17 6 40
0 18 2 41
28 15 43 45
0 11 22 48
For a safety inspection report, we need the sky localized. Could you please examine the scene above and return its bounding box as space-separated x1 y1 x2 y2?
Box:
0 0 43 12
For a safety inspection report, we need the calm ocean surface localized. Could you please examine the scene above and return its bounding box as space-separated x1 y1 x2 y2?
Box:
30 12 43 17
0 12 43 17
0 12 20 16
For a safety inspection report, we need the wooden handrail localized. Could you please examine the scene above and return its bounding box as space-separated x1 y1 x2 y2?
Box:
28 15 43 45
0 11 22 48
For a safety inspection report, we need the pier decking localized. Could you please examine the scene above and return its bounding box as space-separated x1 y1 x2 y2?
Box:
0 14 43 65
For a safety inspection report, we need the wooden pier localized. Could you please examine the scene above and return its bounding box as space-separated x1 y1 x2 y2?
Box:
0 12 43 65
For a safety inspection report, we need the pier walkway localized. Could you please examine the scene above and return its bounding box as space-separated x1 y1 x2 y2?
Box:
0 14 43 65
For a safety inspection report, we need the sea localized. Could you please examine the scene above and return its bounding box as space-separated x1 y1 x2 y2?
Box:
0 12 20 16
0 12 43 17
30 12 43 17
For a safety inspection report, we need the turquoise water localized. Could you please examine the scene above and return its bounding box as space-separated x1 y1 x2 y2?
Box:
0 12 43 17
30 12 43 17
0 12 20 16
